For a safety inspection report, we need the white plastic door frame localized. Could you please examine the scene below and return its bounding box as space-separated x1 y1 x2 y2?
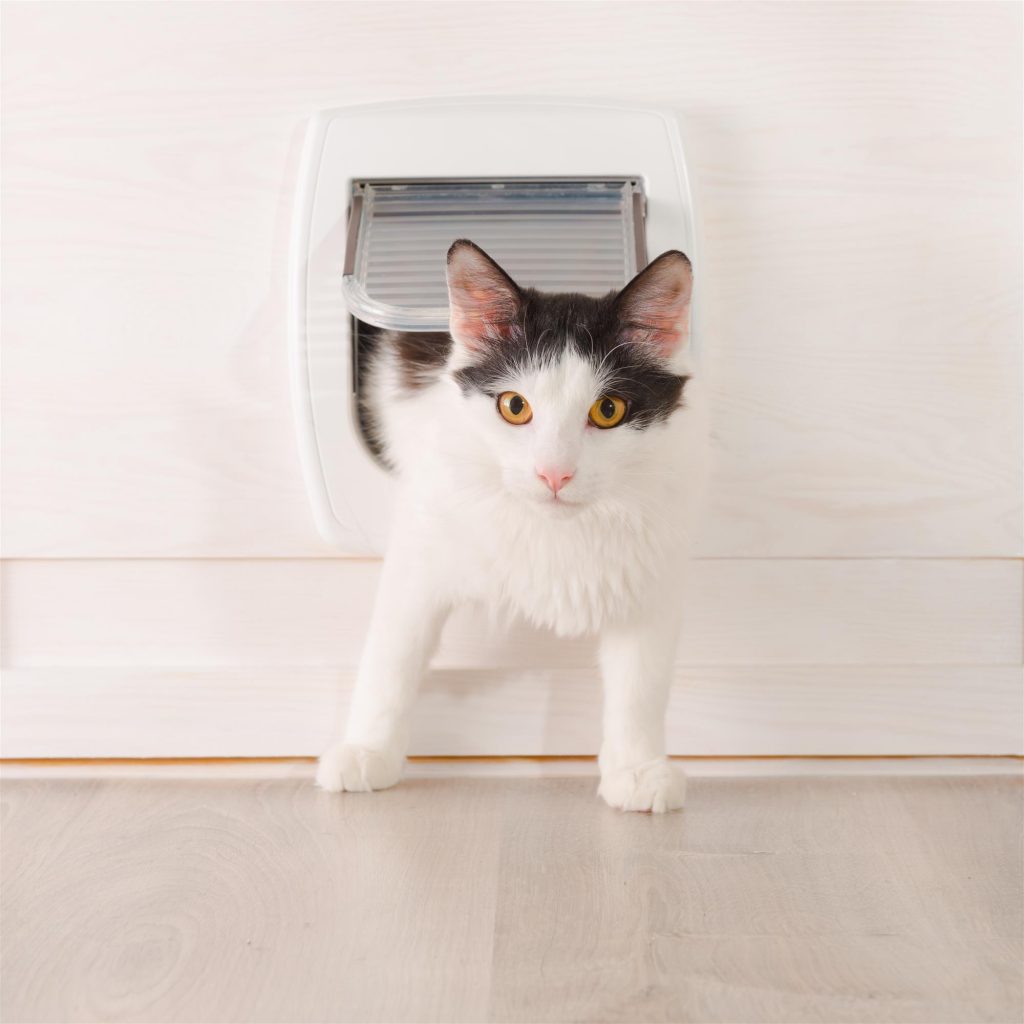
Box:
288 97 699 553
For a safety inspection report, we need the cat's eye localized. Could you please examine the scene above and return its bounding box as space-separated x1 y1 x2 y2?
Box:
497 391 533 425
589 395 627 429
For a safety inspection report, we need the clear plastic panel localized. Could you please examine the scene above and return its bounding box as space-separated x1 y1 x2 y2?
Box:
341 179 645 332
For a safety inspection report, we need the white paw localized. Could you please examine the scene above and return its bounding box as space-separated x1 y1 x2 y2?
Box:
316 742 404 793
598 758 686 813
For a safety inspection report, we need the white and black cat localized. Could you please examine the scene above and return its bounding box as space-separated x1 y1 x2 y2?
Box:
317 240 707 812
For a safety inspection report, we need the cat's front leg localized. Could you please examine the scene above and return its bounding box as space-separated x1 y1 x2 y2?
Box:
597 604 685 813
316 540 449 793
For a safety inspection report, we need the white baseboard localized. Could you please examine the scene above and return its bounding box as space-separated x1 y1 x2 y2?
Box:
2 758 1020 781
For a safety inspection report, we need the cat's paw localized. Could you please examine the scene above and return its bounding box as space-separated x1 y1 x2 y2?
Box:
598 757 686 813
315 742 404 793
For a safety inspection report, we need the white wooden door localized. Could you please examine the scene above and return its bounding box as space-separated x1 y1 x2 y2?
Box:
2 2 1021 757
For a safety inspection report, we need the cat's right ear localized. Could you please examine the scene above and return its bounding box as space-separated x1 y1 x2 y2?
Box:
446 240 523 356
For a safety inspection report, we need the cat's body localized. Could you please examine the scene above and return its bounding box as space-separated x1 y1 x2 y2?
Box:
317 242 707 812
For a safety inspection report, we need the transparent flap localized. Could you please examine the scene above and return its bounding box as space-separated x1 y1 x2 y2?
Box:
341 179 646 332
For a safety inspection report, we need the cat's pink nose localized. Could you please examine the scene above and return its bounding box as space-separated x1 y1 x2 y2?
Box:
536 467 574 495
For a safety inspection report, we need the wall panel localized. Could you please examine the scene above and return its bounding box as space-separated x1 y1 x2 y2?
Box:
2 2 1020 558
4 665 1020 759
2 559 1019 670
2 3 1021 758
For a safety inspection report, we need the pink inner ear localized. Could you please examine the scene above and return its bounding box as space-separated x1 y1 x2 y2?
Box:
617 251 693 357
627 303 689 356
447 243 522 350
450 285 518 350
618 294 692 358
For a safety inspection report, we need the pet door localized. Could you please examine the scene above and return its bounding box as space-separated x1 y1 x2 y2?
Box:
341 179 647 332
289 99 698 554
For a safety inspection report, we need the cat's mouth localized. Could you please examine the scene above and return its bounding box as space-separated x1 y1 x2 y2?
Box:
532 493 584 515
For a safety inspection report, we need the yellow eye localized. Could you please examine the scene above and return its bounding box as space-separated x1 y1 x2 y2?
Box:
498 391 532 425
589 395 627 428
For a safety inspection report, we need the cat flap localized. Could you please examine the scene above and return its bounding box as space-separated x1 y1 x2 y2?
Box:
341 179 648 332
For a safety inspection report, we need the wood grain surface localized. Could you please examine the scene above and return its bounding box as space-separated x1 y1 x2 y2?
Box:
3 665 1022 759
1 2 1021 759
1 1 1020 559
2 772 1021 1022
3 556 1020 757
3 557 1019 668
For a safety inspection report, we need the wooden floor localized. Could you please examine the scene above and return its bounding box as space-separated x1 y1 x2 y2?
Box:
1 769 1021 1023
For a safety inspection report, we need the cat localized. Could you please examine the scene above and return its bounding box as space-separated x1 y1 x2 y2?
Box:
316 239 707 812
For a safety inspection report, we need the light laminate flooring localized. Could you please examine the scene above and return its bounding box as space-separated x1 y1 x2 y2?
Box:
1 771 1021 1023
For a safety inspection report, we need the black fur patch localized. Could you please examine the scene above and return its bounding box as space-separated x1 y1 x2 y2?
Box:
392 329 452 390
451 287 687 429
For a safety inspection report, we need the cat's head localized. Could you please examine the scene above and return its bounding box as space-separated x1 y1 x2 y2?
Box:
445 239 693 513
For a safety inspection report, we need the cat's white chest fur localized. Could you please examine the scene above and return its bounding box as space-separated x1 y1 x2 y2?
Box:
452 495 676 635
386 402 703 637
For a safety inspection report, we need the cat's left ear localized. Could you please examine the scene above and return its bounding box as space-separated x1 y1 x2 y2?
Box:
446 239 523 355
613 250 693 357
